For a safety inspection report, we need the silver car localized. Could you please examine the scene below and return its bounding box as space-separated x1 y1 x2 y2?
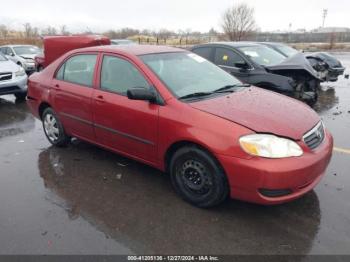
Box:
0 45 42 74
0 52 28 100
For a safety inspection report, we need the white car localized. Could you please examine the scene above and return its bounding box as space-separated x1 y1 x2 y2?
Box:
0 52 28 100
0 45 42 74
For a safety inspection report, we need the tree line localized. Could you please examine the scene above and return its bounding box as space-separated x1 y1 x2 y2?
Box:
0 3 258 41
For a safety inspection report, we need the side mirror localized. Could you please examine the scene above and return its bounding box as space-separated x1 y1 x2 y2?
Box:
127 88 157 102
9 52 15 57
234 61 250 70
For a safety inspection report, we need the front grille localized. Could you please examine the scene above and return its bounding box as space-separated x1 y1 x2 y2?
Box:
259 188 292 197
0 86 20 94
0 72 13 82
303 122 325 150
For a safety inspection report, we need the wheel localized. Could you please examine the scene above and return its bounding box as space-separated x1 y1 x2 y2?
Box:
15 92 27 101
169 146 229 208
42 108 70 147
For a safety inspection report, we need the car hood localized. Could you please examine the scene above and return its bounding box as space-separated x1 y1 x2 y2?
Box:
265 53 321 80
306 52 343 68
189 87 320 140
0 60 20 73
19 54 38 60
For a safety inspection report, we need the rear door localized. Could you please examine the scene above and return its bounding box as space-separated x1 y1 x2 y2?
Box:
92 54 159 163
214 47 251 83
51 53 98 141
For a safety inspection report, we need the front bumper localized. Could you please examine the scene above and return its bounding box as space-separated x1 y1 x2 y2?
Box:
0 74 28 95
23 62 36 73
327 67 345 82
217 130 333 205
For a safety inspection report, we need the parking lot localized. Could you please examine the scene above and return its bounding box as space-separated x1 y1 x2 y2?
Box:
0 53 349 255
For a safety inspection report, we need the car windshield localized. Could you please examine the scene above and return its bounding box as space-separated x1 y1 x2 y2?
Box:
0 53 7 61
13 46 41 55
140 52 242 98
238 45 286 66
275 44 299 57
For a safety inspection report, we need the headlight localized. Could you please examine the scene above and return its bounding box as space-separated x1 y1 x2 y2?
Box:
239 134 303 158
15 67 26 77
25 58 34 63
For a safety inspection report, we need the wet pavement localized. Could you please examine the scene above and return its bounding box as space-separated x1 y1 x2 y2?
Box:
0 53 350 255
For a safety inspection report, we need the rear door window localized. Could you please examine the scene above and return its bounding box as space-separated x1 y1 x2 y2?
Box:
56 54 97 87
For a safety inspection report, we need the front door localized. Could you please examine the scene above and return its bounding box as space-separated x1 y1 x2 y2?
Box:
51 53 98 141
93 54 159 163
214 47 251 83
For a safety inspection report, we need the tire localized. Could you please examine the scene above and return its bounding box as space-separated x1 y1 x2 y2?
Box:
169 146 229 208
15 92 27 101
42 108 70 147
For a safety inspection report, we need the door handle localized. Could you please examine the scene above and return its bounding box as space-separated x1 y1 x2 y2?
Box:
53 84 61 91
95 95 105 103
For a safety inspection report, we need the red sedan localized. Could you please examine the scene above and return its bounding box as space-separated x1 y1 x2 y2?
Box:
27 45 333 207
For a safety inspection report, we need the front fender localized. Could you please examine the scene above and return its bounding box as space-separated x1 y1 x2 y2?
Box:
249 73 295 92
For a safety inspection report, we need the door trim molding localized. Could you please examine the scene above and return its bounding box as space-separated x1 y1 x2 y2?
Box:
60 112 155 146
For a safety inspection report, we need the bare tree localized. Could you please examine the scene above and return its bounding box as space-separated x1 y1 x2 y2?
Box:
157 28 173 40
221 3 257 41
41 26 57 36
60 25 69 35
32 27 39 37
23 22 33 38
0 24 9 38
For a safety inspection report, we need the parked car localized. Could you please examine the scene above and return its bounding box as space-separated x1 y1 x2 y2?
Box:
27 45 333 207
0 52 28 100
34 35 111 71
0 45 42 74
111 39 137 45
191 42 323 104
260 42 345 82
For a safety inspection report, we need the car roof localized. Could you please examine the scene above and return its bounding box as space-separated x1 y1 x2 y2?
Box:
197 41 263 48
75 44 186 56
259 42 285 46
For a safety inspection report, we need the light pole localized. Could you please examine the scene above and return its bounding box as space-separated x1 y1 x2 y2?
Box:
322 9 328 28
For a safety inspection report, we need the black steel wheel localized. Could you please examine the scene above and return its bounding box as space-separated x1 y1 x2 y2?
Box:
170 146 229 208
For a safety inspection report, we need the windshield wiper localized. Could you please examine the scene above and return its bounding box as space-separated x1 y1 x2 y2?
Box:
178 84 251 100
213 83 251 93
179 92 214 100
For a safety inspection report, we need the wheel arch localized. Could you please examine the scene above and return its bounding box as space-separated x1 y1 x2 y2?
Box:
164 140 224 174
38 102 52 120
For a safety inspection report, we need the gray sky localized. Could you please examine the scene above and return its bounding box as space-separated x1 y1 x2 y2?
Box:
0 0 349 33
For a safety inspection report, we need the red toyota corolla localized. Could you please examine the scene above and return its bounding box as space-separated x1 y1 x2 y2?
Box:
27 45 333 207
